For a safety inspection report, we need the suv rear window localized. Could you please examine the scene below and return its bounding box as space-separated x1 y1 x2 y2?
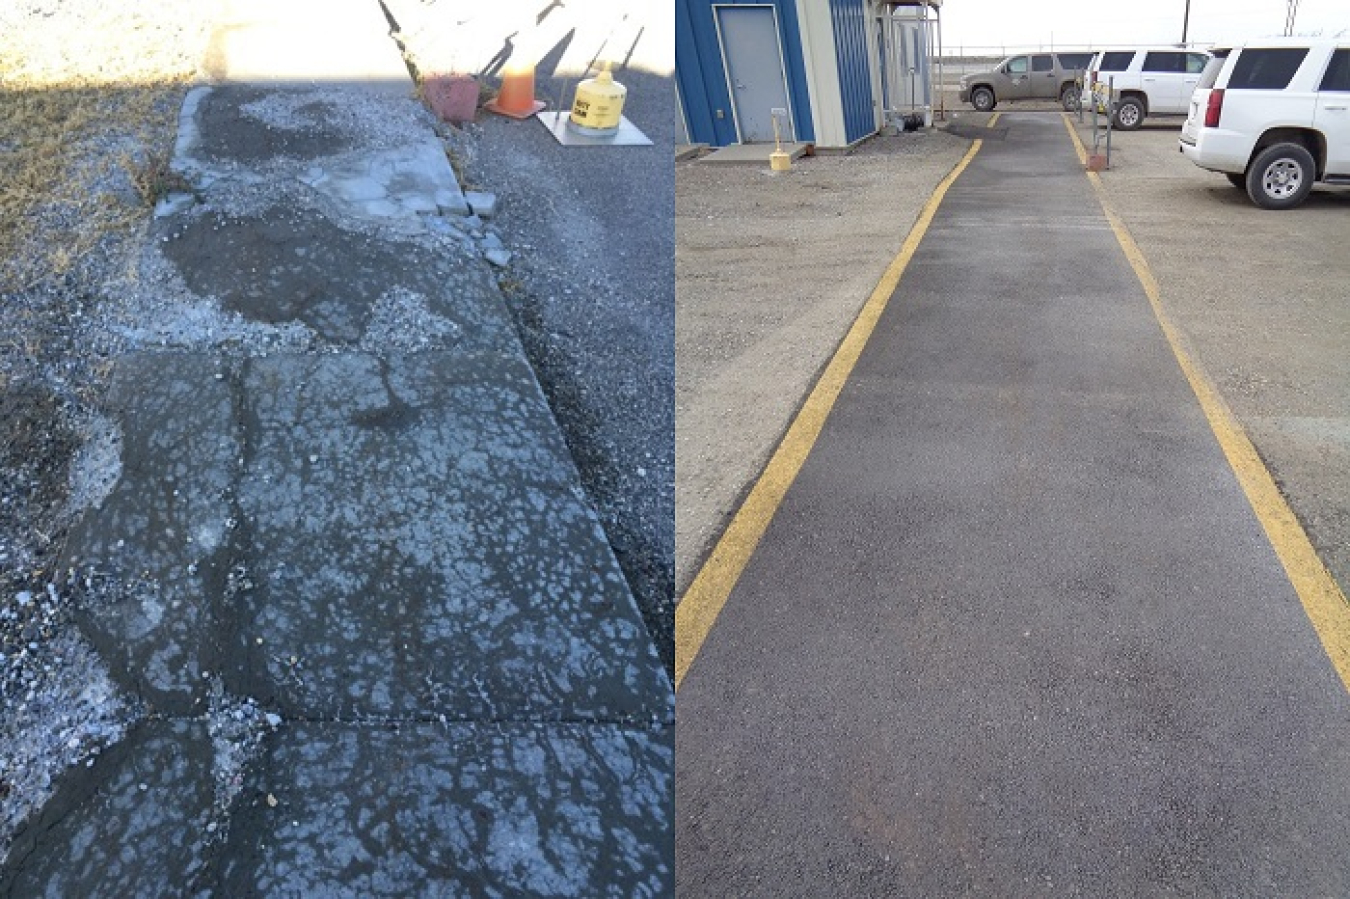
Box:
1098 51 1134 71
1196 49 1229 89
1059 52 1093 71
1032 54 1053 72
1320 48 1350 92
1228 47 1309 90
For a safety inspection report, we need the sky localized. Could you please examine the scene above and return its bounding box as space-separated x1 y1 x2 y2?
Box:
936 0 1350 54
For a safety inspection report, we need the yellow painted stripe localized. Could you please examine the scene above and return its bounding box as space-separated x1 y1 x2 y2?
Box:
1061 113 1350 693
674 118 996 691
1062 111 1090 166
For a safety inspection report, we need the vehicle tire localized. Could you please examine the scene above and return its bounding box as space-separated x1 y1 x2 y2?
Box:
1060 83 1079 112
971 86 996 112
1113 96 1144 130
1245 142 1316 210
1225 172 1246 188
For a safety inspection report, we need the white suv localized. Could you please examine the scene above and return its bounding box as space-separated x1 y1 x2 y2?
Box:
1088 46 1211 130
1180 38 1350 209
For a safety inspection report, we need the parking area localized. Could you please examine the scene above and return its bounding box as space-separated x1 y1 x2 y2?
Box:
676 109 1350 605
1069 113 1350 595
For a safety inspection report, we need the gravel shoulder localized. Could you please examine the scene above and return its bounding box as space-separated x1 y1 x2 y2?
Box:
448 72 676 674
385 0 676 675
0 0 218 855
676 125 975 593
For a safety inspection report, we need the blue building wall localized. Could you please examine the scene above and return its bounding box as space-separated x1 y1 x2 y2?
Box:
676 0 816 147
829 0 876 145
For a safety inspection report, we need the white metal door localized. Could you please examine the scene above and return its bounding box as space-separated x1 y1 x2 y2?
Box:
716 5 792 143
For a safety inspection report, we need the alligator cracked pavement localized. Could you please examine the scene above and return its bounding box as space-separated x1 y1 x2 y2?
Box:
0 2 673 894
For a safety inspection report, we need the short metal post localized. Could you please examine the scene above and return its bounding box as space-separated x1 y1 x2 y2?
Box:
1091 81 1098 152
1105 75 1114 167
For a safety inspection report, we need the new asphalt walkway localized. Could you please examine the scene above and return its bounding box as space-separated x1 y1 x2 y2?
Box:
676 113 1350 895
1 1 672 894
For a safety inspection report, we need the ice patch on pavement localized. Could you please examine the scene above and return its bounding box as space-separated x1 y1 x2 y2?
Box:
65 413 121 515
360 288 462 352
238 92 340 133
205 681 279 839
0 627 137 864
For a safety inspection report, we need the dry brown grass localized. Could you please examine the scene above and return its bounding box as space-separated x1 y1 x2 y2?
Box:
0 3 215 290
122 146 195 207
0 85 180 289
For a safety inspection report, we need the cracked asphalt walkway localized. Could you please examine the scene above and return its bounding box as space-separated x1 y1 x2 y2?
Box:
0 0 672 894
676 114 1350 895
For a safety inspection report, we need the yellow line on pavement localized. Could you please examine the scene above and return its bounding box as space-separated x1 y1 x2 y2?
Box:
1061 113 1350 693
674 117 996 691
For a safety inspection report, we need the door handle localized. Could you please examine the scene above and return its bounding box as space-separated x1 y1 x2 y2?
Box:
1325 105 1348 111
734 80 746 90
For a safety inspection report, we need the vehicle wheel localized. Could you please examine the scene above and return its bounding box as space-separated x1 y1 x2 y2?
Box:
1245 142 1315 210
971 87 996 112
1225 172 1245 188
1113 96 1144 130
1060 83 1079 112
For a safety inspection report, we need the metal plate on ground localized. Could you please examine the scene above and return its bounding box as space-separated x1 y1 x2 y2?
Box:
537 111 652 147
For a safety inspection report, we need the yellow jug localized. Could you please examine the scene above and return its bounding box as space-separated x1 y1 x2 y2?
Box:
568 66 626 135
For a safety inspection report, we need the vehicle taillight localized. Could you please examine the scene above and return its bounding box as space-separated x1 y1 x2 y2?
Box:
1204 89 1224 128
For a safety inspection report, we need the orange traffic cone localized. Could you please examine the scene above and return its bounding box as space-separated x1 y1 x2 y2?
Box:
485 63 546 119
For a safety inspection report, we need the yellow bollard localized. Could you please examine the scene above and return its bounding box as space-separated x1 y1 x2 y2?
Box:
769 109 791 171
